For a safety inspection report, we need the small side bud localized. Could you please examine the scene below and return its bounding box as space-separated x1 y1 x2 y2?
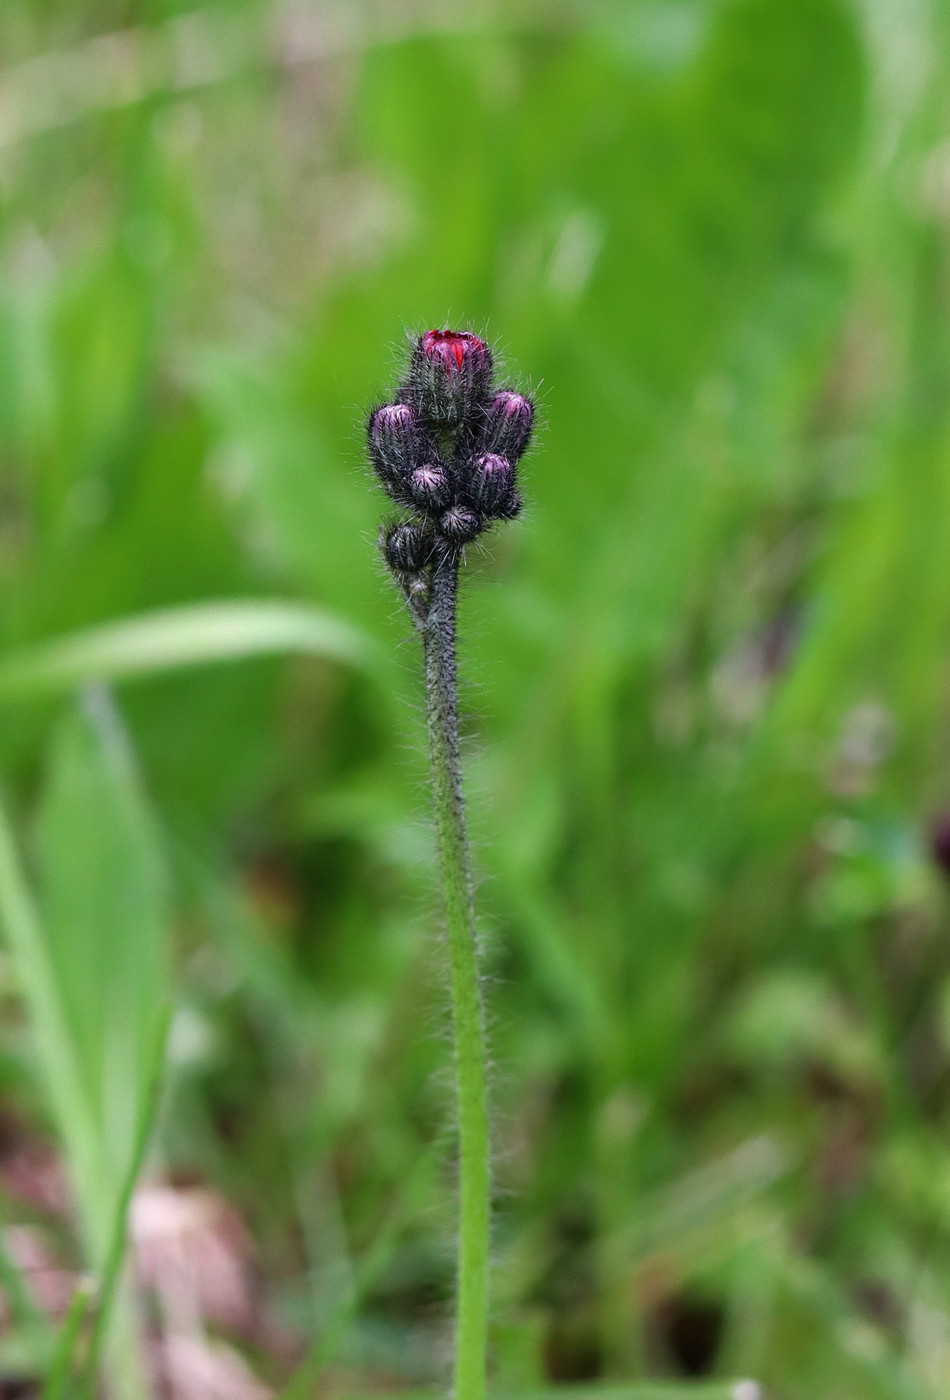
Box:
481 391 533 460
467 452 515 513
369 402 415 452
380 521 432 574
368 402 418 494
409 462 451 513
408 329 494 425
495 487 522 520
439 506 482 543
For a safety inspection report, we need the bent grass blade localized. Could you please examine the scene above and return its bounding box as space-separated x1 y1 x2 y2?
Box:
0 599 383 700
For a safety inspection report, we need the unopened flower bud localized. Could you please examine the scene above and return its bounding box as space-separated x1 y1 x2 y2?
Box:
368 402 417 491
495 488 523 521
380 521 431 574
409 463 451 513
481 391 533 460
408 329 493 425
439 505 481 543
369 402 414 450
468 453 514 513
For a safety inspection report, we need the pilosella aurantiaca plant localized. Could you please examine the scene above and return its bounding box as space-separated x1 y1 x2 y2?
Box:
366 329 534 1400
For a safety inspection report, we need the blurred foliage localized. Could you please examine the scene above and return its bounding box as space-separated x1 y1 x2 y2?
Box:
2 0 950 1396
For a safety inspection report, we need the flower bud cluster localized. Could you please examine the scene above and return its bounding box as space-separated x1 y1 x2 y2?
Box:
368 329 534 620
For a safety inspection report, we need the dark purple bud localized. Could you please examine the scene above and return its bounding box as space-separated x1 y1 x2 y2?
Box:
372 402 414 435
468 452 514 513
409 462 451 513
439 505 482 543
369 403 415 454
931 813 950 880
408 328 494 425
368 402 417 491
380 521 432 574
495 487 522 520
481 391 533 460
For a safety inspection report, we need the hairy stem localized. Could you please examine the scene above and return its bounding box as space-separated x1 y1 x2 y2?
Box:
423 553 490 1400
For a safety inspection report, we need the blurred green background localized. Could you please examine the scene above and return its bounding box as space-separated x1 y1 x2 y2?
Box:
2 0 950 1396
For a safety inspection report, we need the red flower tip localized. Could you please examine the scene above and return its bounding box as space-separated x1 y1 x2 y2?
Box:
422 329 487 373
409 327 494 424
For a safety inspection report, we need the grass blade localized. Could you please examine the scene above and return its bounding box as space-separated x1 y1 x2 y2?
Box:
279 1139 443 1400
39 1280 93 1400
306 1388 759 1400
80 1001 172 1398
500 1387 761 1400
0 1187 54 1364
0 599 382 700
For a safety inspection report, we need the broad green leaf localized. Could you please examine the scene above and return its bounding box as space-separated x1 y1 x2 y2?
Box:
35 690 169 1237
0 695 166 1399
31 694 171 1398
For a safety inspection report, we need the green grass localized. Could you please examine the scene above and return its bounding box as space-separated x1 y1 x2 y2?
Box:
1 0 950 1396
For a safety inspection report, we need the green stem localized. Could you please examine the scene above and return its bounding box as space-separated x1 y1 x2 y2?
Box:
423 553 491 1400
